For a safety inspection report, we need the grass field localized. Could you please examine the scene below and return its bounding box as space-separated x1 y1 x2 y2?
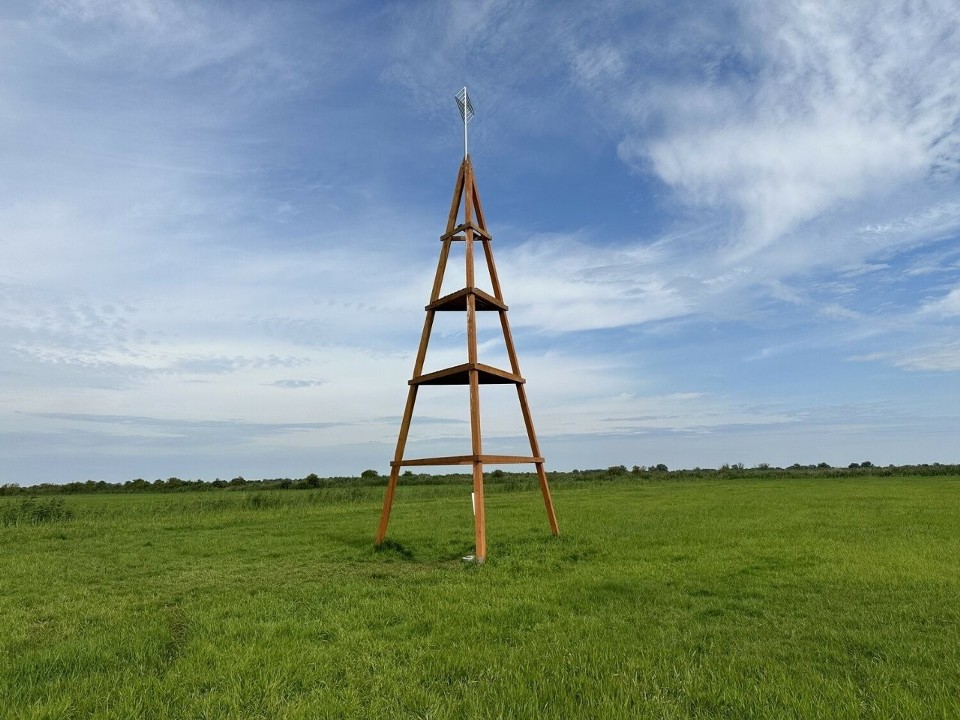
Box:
2 475 959 719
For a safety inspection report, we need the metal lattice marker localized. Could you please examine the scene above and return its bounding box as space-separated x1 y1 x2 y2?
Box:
374 87 560 563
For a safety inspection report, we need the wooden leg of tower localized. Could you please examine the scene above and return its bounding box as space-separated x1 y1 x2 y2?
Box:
468 369 486 561
534 462 559 536
466 282 486 561
375 385 419 545
472 461 486 562
375 465 401 545
515 384 559 536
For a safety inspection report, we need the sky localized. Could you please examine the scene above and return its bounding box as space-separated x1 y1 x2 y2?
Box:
2 0 959 485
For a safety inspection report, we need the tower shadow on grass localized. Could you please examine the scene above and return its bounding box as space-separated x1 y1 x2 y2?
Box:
373 538 415 561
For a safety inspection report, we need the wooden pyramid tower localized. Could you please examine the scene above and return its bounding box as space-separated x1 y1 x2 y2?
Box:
374 151 559 562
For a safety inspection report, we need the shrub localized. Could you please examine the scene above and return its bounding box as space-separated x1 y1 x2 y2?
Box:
244 493 280 510
2 497 74 527
360 469 379 479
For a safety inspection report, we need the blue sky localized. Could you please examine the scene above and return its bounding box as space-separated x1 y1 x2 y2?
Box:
2 0 959 484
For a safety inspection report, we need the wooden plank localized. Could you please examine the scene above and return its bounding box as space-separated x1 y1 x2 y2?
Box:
468 370 483 458
476 363 522 383
375 385 420 544
429 238 453 303
466 293 478 365
479 454 544 464
515 384 542 458
498 310 522 376
471 164 488 231
446 161 466 233
464 159 475 226
374 465 401 545
392 454 544 467
392 455 475 467
392 386 420 467
465 231 475 289
410 362 523 386
412 312 434 377
480 239 503 301
472 461 486 562
441 222 491 241
535 462 560 536
426 287 507 312
411 362 470 385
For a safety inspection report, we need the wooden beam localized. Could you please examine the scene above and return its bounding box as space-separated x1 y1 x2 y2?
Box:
479 454 545 464
426 287 507 312
472 461 486 562
429 238 453 304
441 222 492 242
391 455 476 467
445 161 466 233
412 312 434 378
482 239 504 302
410 362 523 386
535 462 560 537
375 384 420 545
391 454 545 467
374 465 401 545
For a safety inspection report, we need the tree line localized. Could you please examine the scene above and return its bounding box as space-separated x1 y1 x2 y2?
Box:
1 462 958 497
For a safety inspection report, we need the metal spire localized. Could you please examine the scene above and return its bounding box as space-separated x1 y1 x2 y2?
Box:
455 86 475 159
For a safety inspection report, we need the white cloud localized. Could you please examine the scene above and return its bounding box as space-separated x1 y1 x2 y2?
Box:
892 342 960 372
611 1 960 260
818 303 861 321
921 287 960 317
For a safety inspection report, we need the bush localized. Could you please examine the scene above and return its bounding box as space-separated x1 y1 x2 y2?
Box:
360 469 380 479
244 493 281 510
2 497 74 527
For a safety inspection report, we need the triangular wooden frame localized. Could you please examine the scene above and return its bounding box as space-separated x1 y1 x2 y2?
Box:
374 155 559 562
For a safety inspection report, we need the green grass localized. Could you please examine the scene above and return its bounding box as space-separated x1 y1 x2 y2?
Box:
1 476 958 718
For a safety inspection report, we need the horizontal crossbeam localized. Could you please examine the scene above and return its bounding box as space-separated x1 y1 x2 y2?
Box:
440 222 492 241
411 362 523 386
391 454 545 467
426 287 507 312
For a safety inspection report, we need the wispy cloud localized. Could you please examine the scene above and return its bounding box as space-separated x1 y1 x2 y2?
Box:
616 2 960 257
